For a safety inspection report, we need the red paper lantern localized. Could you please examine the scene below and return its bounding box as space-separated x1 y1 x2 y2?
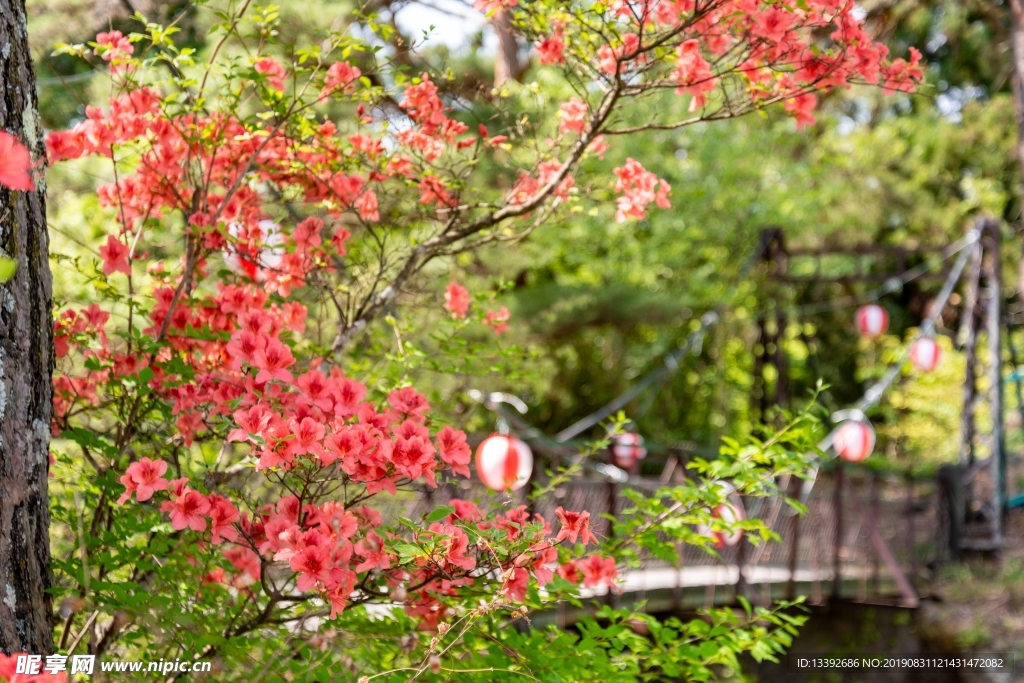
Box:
855 304 889 339
909 337 941 373
698 483 746 548
833 420 875 463
612 432 647 469
475 434 533 491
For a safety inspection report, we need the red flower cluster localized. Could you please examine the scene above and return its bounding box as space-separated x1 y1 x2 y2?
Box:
532 0 922 135
612 158 671 223
44 8 918 640
115 450 612 624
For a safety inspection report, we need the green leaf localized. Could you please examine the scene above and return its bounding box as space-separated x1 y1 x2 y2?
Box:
424 505 455 523
393 543 421 558
0 257 15 283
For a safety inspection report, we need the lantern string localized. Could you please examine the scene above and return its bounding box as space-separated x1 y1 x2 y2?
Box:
734 229 978 570
553 312 717 442
797 229 978 504
469 227 980 498
550 228 788 442
553 228 979 444
733 228 982 324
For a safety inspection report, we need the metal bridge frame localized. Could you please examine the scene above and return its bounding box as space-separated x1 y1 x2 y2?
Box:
753 220 1006 556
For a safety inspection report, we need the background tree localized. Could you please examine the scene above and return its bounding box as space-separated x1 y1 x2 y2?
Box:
0 0 55 657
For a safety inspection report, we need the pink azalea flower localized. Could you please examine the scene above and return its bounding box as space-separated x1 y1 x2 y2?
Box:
387 386 430 422
254 57 287 91
579 555 619 589
444 282 470 319
484 307 510 335
290 544 332 591
536 30 566 65
229 403 274 442
321 61 362 98
354 532 391 573
558 98 588 134
207 494 239 544
161 489 211 532
117 457 170 504
252 338 295 383
99 235 131 276
287 416 327 459
436 425 471 477
554 506 596 545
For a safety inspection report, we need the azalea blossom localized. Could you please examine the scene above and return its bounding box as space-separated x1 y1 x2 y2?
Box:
612 158 672 222
484 307 511 335
557 560 582 584
579 554 619 589
785 93 818 130
354 532 391 573
252 338 296 383
94 29 133 61
537 29 566 65
254 57 287 91
436 425 472 477
207 494 240 544
322 61 362 97
116 457 170 504
554 507 597 545
161 488 211 532
444 282 470 319
98 235 131 276
290 544 332 591
558 98 589 134
387 386 430 422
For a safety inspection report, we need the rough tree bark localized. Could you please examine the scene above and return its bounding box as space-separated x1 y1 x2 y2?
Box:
0 0 55 657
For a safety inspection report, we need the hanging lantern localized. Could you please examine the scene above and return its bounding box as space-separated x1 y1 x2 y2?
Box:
475 434 533 491
909 337 941 373
855 304 889 339
697 483 746 548
611 432 647 469
833 420 875 463
224 219 284 281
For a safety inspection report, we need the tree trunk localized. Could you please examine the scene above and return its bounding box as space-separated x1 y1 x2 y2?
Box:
492 10 525 87
0 0 55 656
1010 0 1024 299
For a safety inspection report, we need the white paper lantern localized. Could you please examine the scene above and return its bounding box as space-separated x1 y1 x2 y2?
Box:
475 434 533 491
612 432 647 469
224 219 284 281
833 420 875 463
855 304 889 339
909 337 941 373
698 483 746 548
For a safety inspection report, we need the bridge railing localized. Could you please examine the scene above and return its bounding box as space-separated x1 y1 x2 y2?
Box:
374 464 943 609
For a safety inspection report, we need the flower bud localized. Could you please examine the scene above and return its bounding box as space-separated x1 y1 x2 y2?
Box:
428 655 442 674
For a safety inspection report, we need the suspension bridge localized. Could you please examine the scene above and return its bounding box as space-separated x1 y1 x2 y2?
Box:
393 218 1017 616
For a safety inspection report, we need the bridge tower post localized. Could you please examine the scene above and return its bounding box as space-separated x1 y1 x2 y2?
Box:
953 219 1005 553
752 228 790 425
